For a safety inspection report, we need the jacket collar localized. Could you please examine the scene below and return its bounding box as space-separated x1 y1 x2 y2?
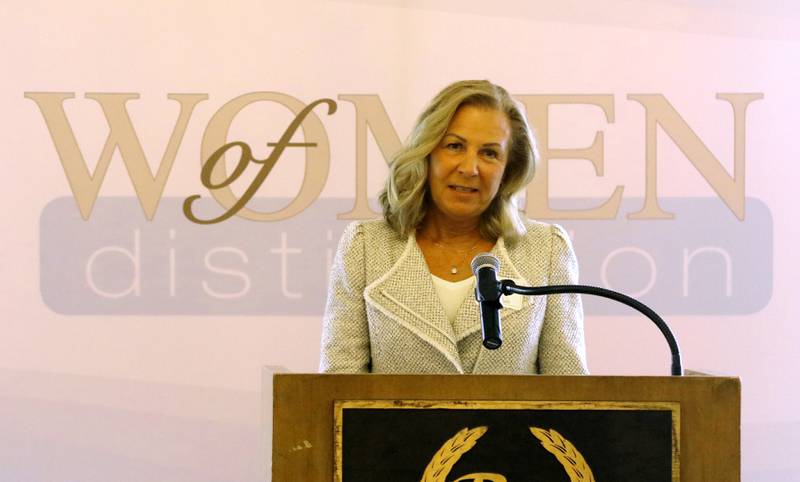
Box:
364 235 530 373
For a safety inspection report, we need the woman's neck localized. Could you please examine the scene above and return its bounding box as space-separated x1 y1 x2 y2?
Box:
418 211 484 244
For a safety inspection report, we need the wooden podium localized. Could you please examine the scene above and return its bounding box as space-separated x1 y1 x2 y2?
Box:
272 374 739 481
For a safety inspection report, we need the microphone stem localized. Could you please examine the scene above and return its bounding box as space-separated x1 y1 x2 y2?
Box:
501 281 683 376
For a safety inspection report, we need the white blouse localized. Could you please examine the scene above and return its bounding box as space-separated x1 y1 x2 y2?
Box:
431 275 475 324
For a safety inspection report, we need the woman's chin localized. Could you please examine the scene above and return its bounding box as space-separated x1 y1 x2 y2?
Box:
435 207 484 224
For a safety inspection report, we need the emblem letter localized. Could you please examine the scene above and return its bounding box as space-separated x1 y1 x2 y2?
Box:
336 94 403 220
452 473 508 482
517 94 623 219
25 92 207 219
626 93 763 220
189 92 335 223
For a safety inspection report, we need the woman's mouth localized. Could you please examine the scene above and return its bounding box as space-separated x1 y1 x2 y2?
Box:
449 185 478 193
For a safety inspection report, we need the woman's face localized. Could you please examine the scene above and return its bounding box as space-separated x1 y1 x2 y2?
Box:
428 104 511 225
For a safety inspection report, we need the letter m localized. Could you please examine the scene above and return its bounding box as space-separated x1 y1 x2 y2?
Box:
25 92 207 219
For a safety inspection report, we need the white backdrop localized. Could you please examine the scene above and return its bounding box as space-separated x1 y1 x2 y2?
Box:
2 0 799 480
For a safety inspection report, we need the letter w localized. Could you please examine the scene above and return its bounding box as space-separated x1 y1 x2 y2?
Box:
25 92 207 219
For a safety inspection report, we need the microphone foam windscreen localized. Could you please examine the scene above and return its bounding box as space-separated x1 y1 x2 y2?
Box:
471 252 500 275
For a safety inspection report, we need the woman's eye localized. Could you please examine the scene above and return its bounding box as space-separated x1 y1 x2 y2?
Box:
482 149 499 159
445 142 463 151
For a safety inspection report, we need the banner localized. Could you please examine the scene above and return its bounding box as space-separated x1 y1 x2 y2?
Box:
2 1 799 480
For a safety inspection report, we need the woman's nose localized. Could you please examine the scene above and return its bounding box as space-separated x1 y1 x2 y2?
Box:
457 152 479 176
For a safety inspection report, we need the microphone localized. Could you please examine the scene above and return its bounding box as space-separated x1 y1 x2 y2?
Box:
471 253 503 350
487 258 685 376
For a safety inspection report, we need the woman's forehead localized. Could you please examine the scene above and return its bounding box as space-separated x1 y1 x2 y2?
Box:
445 105 511 146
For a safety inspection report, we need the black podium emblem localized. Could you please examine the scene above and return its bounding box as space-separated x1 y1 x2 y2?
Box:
334 401 679 482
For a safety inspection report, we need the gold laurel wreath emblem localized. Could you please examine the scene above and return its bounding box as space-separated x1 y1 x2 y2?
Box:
419 426 595 482
420 426 488 482
529 427 596 482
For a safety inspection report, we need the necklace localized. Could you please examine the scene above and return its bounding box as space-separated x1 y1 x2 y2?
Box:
427 237 483 275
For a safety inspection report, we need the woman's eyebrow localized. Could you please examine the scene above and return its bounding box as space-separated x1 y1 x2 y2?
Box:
442 133 466 142
443 133 504 148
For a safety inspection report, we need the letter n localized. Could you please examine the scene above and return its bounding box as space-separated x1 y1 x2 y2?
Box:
627 93 763 220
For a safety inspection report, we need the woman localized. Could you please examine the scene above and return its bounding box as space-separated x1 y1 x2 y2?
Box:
319 80 588 375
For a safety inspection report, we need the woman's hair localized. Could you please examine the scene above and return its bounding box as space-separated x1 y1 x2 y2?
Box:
379 80 538 243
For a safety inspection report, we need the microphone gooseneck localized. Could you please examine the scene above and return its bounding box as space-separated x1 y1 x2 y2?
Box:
470 254 684 375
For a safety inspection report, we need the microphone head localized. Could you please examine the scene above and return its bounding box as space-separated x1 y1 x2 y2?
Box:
471 252 500 275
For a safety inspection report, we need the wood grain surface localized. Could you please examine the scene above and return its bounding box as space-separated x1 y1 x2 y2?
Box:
272 374 740 481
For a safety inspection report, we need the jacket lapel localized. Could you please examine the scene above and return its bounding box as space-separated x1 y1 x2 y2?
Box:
495 237 534 320
363 235 464 373
467 238 543 374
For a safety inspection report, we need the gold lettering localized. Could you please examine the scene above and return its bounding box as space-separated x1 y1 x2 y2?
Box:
626 93 763 220
517 94 623 219
336 94 403 219
191 92 335 222
452 473 508 482
24 92 207 219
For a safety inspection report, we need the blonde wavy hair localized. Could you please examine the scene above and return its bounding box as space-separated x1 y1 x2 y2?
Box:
379 80 538 243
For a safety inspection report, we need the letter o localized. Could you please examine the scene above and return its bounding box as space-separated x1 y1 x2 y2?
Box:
600 247 657 297
201 92 331 221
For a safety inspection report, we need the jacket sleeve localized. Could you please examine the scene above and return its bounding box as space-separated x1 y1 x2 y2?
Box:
538 224 589 375
318 221 371 373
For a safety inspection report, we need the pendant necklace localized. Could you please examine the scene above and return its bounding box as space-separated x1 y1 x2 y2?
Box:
429 237 483 275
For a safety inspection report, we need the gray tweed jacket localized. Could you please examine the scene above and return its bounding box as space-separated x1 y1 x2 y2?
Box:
319 219 588 375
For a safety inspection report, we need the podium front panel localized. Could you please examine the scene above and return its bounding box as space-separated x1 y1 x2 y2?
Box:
272 374 739 482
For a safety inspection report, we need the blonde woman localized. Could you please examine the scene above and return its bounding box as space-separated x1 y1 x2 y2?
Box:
319 80 588 375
